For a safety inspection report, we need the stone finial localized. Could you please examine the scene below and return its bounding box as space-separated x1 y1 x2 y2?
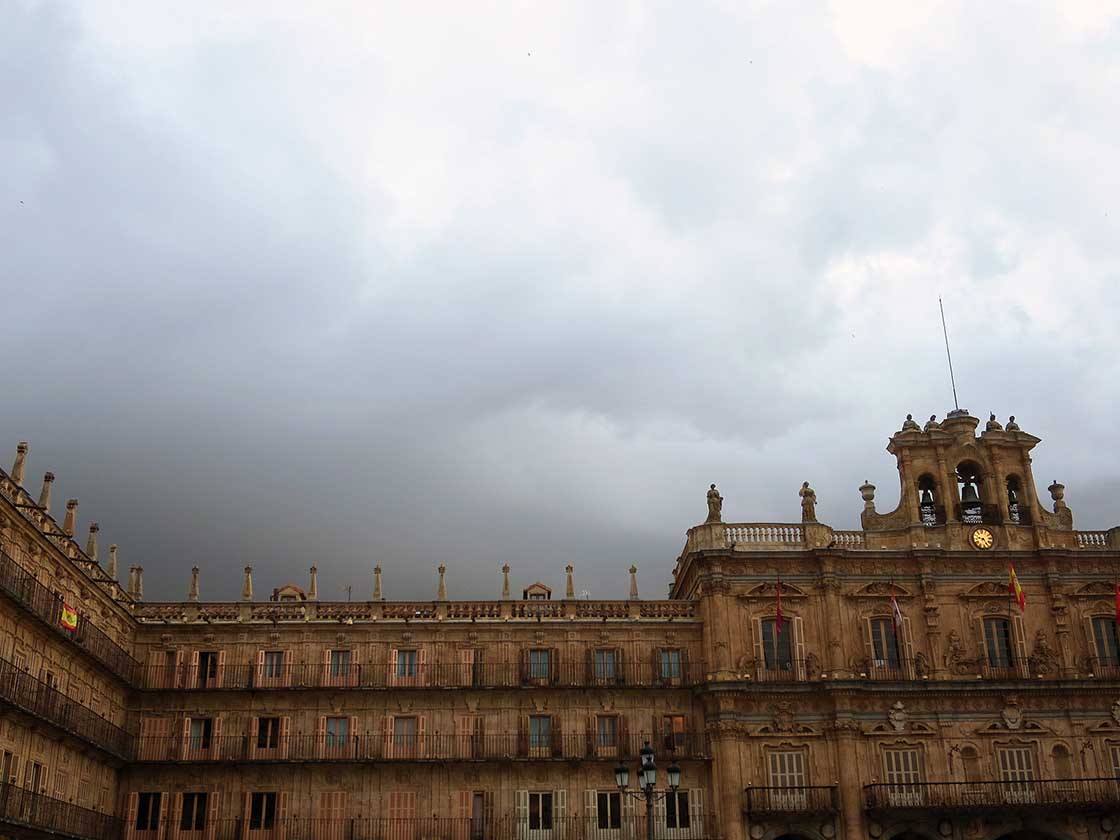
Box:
134 566 144 600
1006 415 1020 431
127 566 136 596
242 566 253 601
705 484 723 524
501 564 511 599
859 480 876 509
373 565 383 601
799 482 817 523
437 564 447 601
85 523 99 561
188 566 200 602
1048 481 1066 505
308 566 318 601
565 565 574 598
107 544 119 580
38 472 54 512
629 565 639 600
11 442 28 485
901 414 920 432
63 499 78 536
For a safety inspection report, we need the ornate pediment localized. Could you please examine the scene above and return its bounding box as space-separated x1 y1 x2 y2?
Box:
962 581 1012 598
740 581 807 599
1071 581 1116 597
849 581 913 598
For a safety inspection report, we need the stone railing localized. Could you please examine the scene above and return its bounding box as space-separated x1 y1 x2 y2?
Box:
1077 531 1110 548
832 530 866 548
724 524 805 547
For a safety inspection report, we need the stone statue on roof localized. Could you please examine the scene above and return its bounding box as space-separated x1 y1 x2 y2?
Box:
800 481 817 523
706 484 723 524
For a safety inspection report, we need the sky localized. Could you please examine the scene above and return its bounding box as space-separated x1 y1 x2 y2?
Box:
2 1 1118 603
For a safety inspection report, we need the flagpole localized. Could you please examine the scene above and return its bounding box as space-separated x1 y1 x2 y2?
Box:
939 296 960 411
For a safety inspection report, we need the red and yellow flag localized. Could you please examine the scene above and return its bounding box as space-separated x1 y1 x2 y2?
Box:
60 604 78 632
1008 562 1026 614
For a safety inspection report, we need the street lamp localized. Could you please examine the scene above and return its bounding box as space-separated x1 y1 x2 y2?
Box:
615 741 682 840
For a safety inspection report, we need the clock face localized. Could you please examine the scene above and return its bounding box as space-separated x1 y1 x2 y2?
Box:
971 527 995 550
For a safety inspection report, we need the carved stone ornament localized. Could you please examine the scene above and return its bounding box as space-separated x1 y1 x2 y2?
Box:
1112 700 1120 726
772 702 795 733
1028 630 1060 677
888 701 908 732
1001 697 1023 730
268 631 281 644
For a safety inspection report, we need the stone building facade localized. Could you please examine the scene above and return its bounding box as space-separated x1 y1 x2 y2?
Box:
0 410 1118 840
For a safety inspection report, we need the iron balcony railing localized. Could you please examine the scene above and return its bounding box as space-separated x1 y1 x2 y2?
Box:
0 546 138 684
0 782 121 840
1084 657 1120 679
0 655 131 758
864 778 1120 810
144 815 717 840
744 786 839 816
141 661 707 691
133 731 708 764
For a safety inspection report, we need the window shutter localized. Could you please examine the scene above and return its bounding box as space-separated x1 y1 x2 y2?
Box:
456 790 471 840
861 619 875 676
204 791 220 840
418 715 427 759
279 716 291 760
519 648 528 685
457 717 471 759
1012 615 1030 677
125 792 138 840
388 649 399 687
691 788 704 833
584 790 597 837
170 792 183 840
586 715 595 758
654 789 667 836
619 715 630 758
651 648 662 686
322 649 331 686
216 650 226 688
973 616 988 674
180 716 191 760
418 646 428 686
555 789 567 832
551 714 563 758
276 792 289 840
516 790 529 840
460 649 474 687
241 791 251 840
383 716 393 760
282 648 292 687
586 648 594 683
793 617 806 680
158 792 169 836
901 617 916 679
549 648 559 685
1085 616 1100 671
212 715 223 760
188 651 200 687
680 647 690 686
752 618 764 679
616 647 625 685
349 716 358 758
518 715 528 757
173 650 184 688
255 650 265 686
317 716 327 757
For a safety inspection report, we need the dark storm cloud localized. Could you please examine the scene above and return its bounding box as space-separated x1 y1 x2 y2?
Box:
2 2 1118 602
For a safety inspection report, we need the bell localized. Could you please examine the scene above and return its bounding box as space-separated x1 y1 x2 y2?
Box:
920 489 934 505
1007 487 1019 505
961 482 980 504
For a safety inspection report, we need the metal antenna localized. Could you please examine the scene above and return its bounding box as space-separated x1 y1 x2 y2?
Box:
939 296 960 411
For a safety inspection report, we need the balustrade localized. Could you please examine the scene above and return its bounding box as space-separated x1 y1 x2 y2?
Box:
0 782 120 840
744 786 838 815
865 778 1120 810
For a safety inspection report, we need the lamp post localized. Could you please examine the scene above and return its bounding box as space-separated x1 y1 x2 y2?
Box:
615 741 682 840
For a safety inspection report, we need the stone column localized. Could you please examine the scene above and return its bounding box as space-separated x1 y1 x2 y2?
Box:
11 442 28 485
373 565 383 601
501 565 510 599
820 571 845 676
308 566 318 600
63 499 78 536
85 523 99 562
132 566 144 601
833 721 865 840
709 724 746 840
188 567 200 602
437 564 447 601
38 472 54 513
107 545 118 580
242 566 253 601
565 565 574 598
629 566 639 600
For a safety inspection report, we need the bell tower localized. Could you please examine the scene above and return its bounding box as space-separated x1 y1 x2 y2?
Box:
860 410 1076 550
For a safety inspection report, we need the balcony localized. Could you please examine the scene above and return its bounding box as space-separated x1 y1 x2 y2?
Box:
190 815 716 840
141 660 707 691
0 782 120 840
0 656 131 758
133 731 708 764
744 786 838 817
0 547 138 684
864 778 1120 811
1085 657 1120 679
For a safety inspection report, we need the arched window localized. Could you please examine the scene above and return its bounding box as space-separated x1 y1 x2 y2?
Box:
956 462 984 524
1006 476 1023 524
917 475 939 526
961 746 981 784
1050 744 1073 779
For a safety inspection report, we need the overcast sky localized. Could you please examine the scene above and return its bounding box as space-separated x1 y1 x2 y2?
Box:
3 2 1118 603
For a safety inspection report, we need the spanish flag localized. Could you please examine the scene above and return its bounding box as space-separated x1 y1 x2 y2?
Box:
60 604 78 632
1008 562 1026 614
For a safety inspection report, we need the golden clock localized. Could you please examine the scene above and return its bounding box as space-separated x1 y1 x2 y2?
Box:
970 527 994 550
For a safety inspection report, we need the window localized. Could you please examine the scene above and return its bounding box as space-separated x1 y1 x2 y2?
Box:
957 463 983 523
263 651 284 679
189 717 213 750
884 749 923 805
597 716 618 748
767 750 807 809
136 792 162 831
594 649 617 681
918 475 938 526
1093 617 1120 666
870 619 901 669
41 669 58 690
13 651 26 672
23 760 43 792
53 770 68 798
1006 476 1023 524
984 619 1014 669
961 747 982 784
528 792 552 830
249 792 277 830
661 715 687 751
761 619 793 671
529 716 551 749
660 649 682 680
529 649 550 680
396 650 418 677
257 718 281 749
1051 745 1073 780
325 717 349 747
1110 744 1120 777
394 717 418 751
597 791 622 830
528 592 546 601
329 650 351 677
180 793 208 831
198 651 219 685
998 746 1036 804
665 791 690 829
1 751 14 785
